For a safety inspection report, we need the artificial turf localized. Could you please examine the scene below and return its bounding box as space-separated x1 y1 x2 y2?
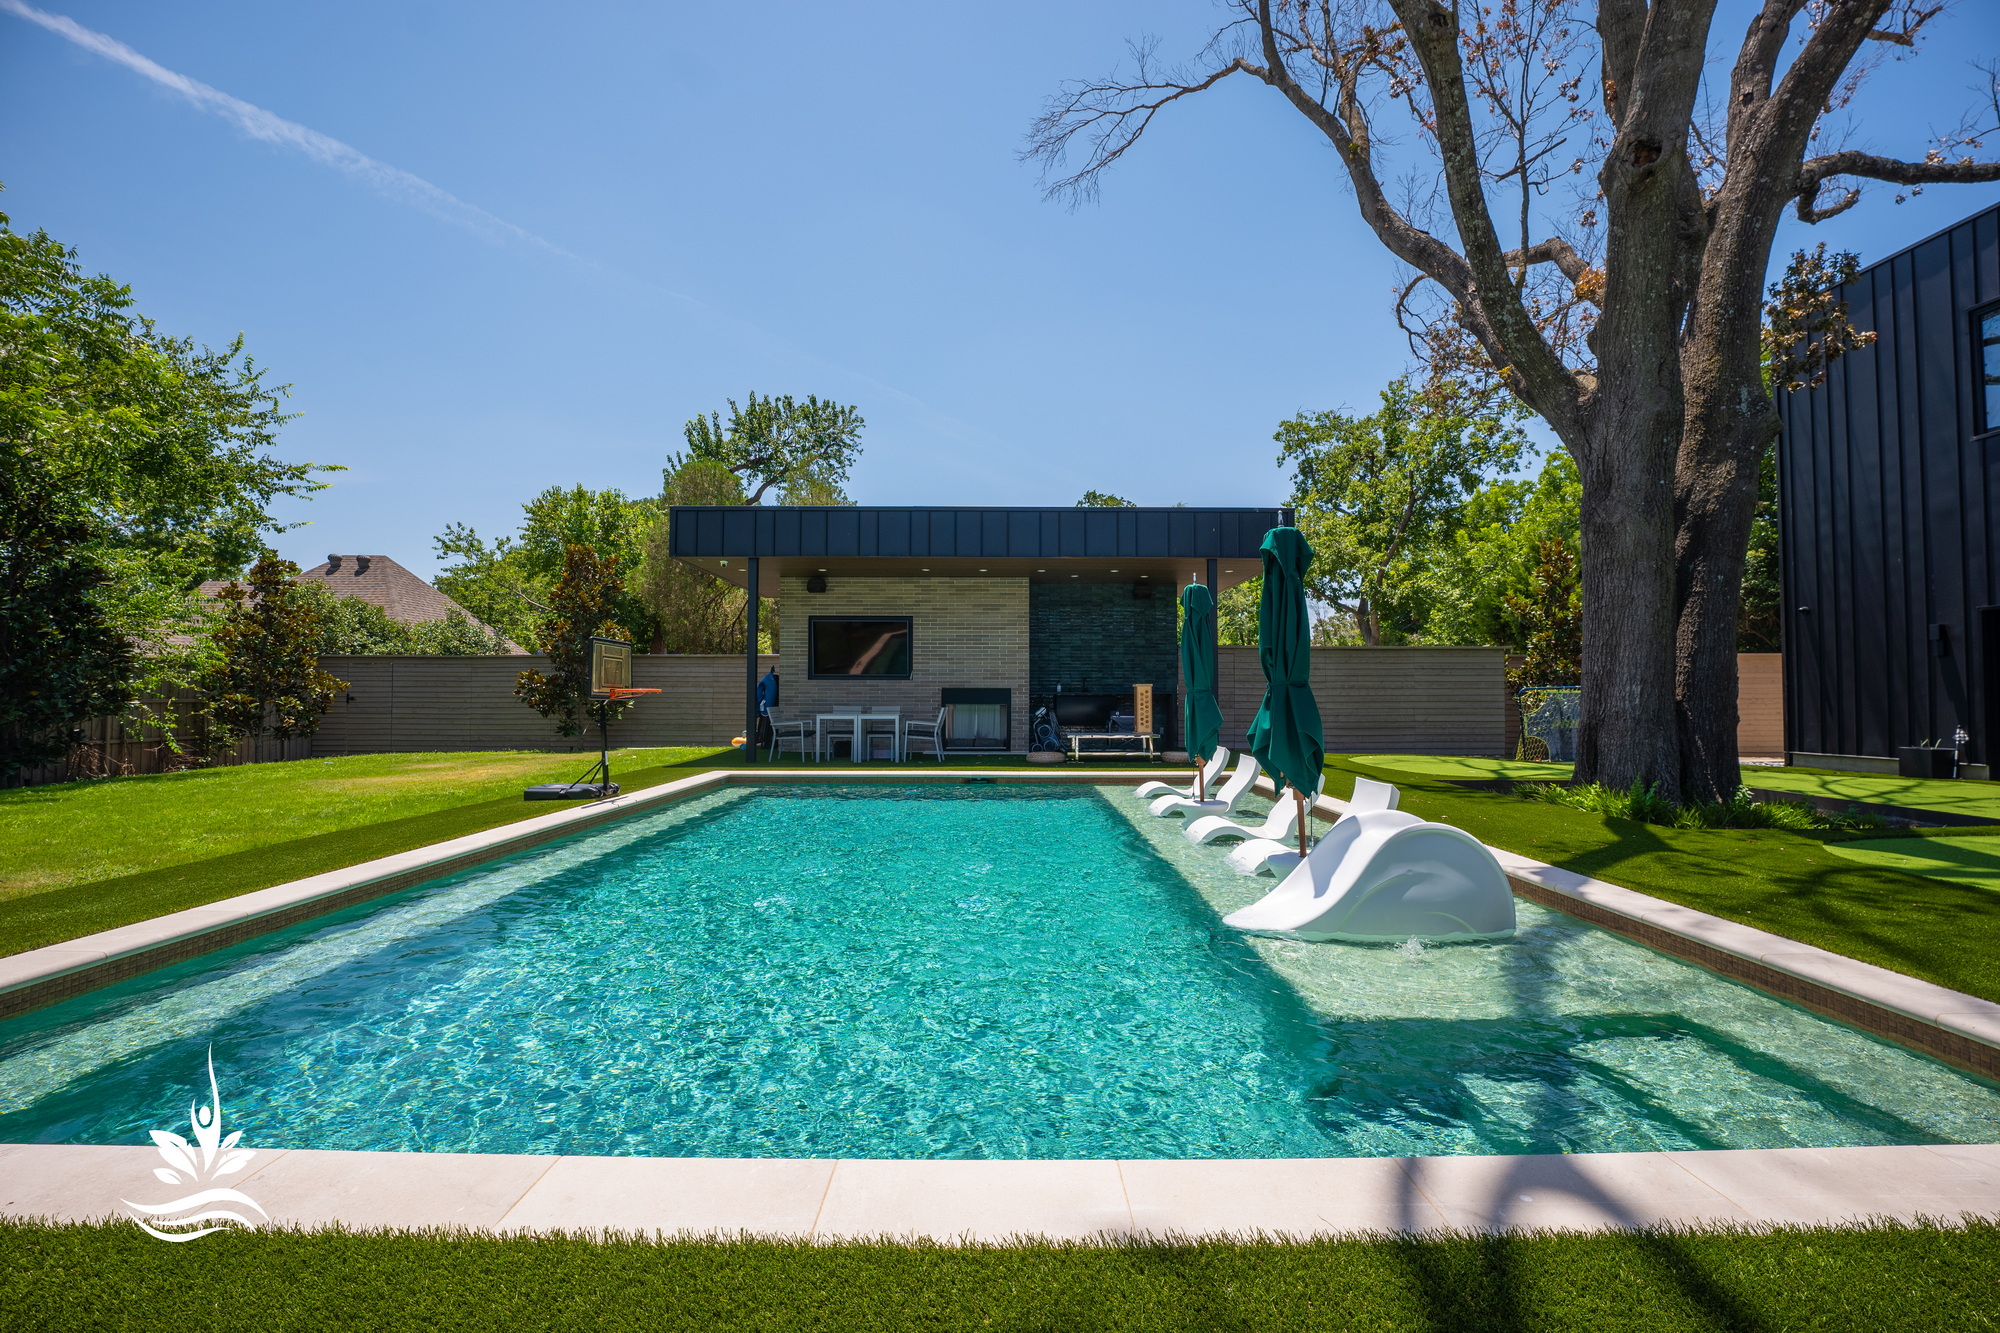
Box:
1354 753 2000 823
1826 835 2000 891
1324 756 2000 1004
3 1217 1996 1333
0 749 1145 959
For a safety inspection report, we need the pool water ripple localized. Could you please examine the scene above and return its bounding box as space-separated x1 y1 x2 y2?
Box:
0 784 1995 1158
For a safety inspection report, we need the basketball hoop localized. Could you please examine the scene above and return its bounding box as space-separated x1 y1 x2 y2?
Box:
524 640 661 803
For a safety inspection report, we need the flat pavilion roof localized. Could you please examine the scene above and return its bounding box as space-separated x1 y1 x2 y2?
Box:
668 505 1289 597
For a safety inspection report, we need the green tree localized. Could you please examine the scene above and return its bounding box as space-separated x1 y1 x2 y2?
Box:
0 204 327 760
1077 491 1135 507
295 581 510 656
682 392 865 505
1421 450 1582 649
1738 443 1781 653
635 459 756 654
515 545 628 738
1215 578 1260 647
0 471 134 778
434 486 659 651
199 553 346 754
1281 378 1528 644
1504 538 1583 689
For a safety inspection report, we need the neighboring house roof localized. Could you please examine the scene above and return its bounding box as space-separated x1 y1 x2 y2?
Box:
196 555 526 654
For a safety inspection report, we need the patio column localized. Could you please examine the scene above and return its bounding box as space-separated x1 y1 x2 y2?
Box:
744 556 760 765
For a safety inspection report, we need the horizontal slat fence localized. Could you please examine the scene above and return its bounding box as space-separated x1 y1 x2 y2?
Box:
1215 646 1510 758
309 654 778 755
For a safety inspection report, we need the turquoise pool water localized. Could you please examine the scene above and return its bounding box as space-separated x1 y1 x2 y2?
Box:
0 784 1995 1158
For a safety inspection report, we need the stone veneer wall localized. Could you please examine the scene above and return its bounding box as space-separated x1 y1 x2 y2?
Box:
1028 584 1179 698
775 576 1030 751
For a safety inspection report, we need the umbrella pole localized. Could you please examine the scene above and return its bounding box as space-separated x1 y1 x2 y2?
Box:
1295 788 1309 858
1194 757 1205 801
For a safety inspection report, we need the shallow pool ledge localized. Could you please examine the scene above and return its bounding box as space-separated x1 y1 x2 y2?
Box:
4 1141 1997 1241
1269 777 2000 1081
0 769 1170 1021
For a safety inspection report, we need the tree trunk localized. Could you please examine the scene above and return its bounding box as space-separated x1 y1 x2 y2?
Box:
1572 413 1683 796
1673 410 1768 803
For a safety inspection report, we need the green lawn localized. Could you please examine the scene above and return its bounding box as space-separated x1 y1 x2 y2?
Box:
1744 767 2000 820
1827 836 2000 892
1353 753 2000 823
4 1218 1997 1333
1326 756 2000 1003
0 749 1145 959
1353 753 1575 781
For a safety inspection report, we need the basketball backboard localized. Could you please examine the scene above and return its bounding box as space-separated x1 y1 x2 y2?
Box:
588 637 633 700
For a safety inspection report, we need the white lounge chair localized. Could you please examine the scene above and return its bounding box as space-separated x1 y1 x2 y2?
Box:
1133 747 1229 801
1148 754 1259 818
1225 776 1398 876
1222 808 1514 942
1184 775 1324 846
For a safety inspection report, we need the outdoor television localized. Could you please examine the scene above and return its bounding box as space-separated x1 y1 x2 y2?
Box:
807 617 912 678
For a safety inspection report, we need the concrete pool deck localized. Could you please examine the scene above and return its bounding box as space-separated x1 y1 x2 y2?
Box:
5 1141 1998 1239
3 767 1999 1242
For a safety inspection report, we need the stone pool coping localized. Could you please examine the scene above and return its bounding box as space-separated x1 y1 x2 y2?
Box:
0 768 1165 1021
1258 777 2000 1082
5 1140 1998 1240
4 768 1999 1243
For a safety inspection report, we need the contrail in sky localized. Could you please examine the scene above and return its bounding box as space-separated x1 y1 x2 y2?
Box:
4 0 1018 474
0 0 581 260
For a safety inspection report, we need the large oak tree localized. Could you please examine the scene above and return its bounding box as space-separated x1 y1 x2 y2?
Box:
1030 0 2000 800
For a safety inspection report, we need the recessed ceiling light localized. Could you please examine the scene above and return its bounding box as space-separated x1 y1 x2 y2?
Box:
979 568 987 572
1036 569 1046 573
817 568 827 572
1070 573 1079 578
1140 573 1149 578
1109 569 1119 573
921 567 930 572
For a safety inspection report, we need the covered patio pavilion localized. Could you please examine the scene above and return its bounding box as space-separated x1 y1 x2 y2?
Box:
667 505 1287 760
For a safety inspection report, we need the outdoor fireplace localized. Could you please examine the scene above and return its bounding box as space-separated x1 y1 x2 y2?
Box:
940 688 1011 751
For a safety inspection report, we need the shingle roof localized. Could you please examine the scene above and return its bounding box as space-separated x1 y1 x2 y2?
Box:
197 555 526 653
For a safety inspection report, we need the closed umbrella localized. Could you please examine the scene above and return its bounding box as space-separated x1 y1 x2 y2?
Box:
1178 582 1224 799
1245 526 1325 857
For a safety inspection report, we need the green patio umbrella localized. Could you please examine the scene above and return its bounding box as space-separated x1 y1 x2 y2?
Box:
1178 582 1224 799
1245 526 1325 856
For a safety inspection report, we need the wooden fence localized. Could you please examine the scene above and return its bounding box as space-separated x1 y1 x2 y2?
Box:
1216 645 1511 758
8 697 310 788
307 654 780 755
11 647 1789 785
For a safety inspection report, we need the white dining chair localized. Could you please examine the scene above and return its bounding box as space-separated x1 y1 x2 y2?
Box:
902 707 946 762
860 707 902 762
766 709 816 762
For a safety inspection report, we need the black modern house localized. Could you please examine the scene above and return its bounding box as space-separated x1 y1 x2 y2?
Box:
1780 201 2000 776
667 505 1287 757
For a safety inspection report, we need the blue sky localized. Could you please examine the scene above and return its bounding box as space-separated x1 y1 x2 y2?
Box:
4 0 1997 577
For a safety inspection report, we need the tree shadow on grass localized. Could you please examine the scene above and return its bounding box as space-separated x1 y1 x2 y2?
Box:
1327 757 2000 1005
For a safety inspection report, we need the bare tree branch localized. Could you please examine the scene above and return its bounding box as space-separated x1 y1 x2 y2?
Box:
1796 147 2000 218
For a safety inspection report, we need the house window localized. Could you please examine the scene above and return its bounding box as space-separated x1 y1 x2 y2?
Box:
808 617 912 678
1981 305 2000 435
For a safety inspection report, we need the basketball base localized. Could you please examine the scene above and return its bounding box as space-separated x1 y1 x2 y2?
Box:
523 782 621 801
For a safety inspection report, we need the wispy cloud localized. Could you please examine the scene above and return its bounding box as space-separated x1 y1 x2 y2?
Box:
0 0 581 260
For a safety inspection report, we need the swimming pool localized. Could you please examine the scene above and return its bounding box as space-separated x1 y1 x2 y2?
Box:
0 783 1995 1158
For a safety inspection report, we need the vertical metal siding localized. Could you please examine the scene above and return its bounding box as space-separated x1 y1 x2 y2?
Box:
1780 202 2000 761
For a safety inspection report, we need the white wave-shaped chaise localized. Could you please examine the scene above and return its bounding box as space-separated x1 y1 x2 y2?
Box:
1148 754 1260 818
1184 775 1324 847
1133 747 1230 801
1222 807 1515 942
1224 776 1399 877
